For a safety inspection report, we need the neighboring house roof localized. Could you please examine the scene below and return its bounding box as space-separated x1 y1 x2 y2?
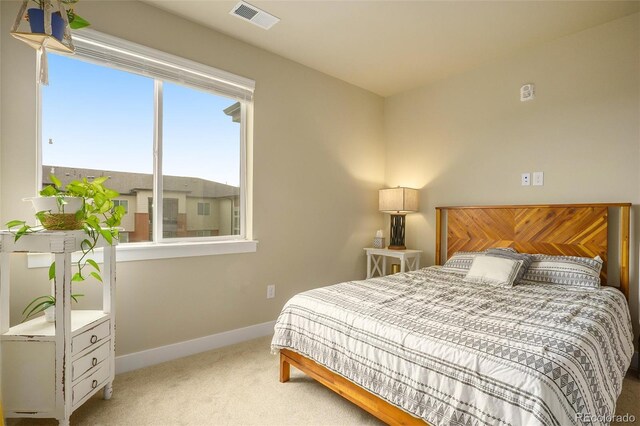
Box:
43 166 239 198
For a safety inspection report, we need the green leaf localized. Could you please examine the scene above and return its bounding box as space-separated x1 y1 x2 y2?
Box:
93 193 106 206
15 225 31 241
22 295 55 321
22 295 54 316
90 272 103 283
40 186 57 197
85 216 99 228
81 239 92 251
6 220 25 228
104 189 119 199
67 10 91 30
87 259 100 272
22 300 54 321
72 272 84 282
49 262 56 280
100 229 113 245
50 174 62 189
71 293 84 303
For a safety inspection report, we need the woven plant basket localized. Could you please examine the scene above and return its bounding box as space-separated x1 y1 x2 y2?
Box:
41 213 83 230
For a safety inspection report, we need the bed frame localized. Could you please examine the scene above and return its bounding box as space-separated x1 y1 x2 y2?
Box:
279 203 632 425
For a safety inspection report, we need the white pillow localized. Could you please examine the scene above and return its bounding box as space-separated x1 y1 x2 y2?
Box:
463 255 524 288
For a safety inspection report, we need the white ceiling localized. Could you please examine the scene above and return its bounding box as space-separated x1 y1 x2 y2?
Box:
144 1 639 96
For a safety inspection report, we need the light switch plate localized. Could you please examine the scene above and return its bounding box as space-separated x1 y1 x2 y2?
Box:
533 172 544 186
521 173 531 186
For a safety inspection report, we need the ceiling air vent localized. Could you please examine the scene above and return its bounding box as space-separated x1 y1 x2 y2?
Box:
230 1 280 30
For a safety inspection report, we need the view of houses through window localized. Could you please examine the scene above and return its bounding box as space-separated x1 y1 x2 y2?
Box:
41 54 242 243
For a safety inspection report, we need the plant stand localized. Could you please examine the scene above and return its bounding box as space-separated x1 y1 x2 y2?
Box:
0 230 116 426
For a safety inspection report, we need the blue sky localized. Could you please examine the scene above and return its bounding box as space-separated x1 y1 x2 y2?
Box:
42 54 241 186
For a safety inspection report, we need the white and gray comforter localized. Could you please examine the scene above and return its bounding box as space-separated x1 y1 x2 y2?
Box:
271 267 634 426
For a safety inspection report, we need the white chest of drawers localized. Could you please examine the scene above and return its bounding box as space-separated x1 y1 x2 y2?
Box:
0 230 116 426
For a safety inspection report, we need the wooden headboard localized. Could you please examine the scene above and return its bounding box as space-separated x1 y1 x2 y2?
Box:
435 203 631 300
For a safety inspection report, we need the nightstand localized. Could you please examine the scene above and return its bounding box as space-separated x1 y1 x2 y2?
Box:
364 248 422 279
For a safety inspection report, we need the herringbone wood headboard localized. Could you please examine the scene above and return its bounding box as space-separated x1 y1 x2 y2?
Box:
435 203 631 300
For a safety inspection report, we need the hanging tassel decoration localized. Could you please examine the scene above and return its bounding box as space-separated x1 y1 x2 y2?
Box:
38 45 49 86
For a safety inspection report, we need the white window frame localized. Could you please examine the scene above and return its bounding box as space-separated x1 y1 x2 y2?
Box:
31 30 256 268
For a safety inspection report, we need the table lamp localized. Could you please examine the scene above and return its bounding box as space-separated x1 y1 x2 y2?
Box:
379 187 419 250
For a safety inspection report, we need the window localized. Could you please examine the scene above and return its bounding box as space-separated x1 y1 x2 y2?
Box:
197 202 211 216
113 200 129 212
40 30 254 252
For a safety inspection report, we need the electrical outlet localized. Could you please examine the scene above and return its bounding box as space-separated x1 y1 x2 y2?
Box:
521 173 531 186
533 171 544 186
267 284 276 299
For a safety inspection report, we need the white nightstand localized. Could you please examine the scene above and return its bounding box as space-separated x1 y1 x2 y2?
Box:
363 248 422 279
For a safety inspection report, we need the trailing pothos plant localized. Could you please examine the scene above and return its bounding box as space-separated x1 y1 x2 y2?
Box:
6 175 124 321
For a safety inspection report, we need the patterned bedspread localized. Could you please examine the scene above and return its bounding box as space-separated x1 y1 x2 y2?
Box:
271 267 634 426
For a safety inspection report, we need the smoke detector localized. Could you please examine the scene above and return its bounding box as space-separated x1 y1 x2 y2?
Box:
230 1 280 30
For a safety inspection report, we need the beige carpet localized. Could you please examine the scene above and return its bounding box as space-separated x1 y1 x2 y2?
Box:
6 336 639 426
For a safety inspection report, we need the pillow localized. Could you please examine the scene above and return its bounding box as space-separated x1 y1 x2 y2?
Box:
485 248 533 283
489 247 518 253
463 255 524 288
519 254 603 289
441 251 482 274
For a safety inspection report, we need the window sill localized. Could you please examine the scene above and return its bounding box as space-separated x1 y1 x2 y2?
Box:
27 239 258 269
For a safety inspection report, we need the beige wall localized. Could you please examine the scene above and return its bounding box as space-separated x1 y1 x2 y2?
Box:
0 1 385 355
384 13 640 340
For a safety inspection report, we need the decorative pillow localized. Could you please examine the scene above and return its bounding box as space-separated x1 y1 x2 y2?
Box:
463 255 524 288
441 251 482 274
485 248 533 283
519 254 603 289
489 247 518 253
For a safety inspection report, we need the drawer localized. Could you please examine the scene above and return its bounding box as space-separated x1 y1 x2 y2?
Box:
72 320 110 355
72 340 110 381
72 364 109 407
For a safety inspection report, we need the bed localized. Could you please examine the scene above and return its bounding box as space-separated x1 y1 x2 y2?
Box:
271 203 634 426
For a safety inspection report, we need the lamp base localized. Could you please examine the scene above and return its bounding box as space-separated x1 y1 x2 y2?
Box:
389 214 407 250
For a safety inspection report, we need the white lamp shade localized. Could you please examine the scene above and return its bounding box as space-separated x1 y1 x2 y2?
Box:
379 187 419 213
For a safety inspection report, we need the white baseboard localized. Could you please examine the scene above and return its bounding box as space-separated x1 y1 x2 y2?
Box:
115 320 276 374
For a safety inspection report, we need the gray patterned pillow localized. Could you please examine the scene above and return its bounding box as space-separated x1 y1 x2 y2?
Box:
519 254 603 289
490 247 518 253
441 251 482 274
463 255 525 288
485 248 533 283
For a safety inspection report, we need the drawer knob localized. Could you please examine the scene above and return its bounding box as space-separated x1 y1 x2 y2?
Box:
92 379 98 389
90 335 98 344
92 357 98 366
